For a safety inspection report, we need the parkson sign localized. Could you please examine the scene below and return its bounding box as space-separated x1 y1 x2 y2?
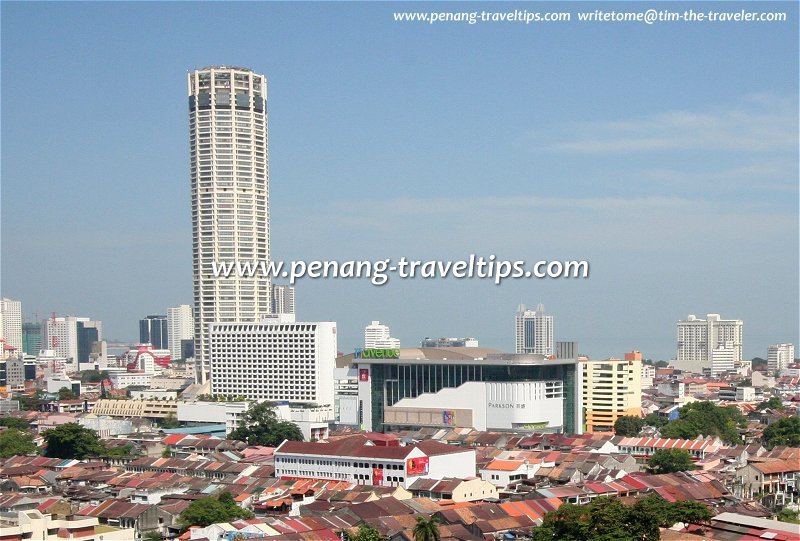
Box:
355 348 400 359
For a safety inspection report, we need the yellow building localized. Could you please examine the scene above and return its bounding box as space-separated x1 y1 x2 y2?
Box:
582 351 643 432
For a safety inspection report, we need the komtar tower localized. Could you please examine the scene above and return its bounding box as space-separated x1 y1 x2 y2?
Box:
188 66 270 383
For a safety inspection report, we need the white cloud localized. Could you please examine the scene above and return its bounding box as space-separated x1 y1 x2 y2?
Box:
530 95 798 154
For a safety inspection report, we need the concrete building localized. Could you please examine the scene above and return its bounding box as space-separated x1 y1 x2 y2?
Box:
344 347 582 434
676 314 742 372
1 298 22 355
139 315 168 350
274 434 476 489
208 319 337 406
364 320 400 349
0 358 25 390
189 66 271 384
42 316 102 363
641 364 656 387
556 341 578 359
711 342 737 377
22 322 42 356
515 303 554 356
420 337 479 348
582 351 643 433
767 343 795 374
167 305 193 361
271 284 295 318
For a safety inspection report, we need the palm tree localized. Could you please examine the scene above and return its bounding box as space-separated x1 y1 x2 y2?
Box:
412 515 440 541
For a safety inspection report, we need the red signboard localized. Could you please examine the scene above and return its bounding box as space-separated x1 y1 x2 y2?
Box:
406 456 429 476
359 368 370 382
372 468 383 485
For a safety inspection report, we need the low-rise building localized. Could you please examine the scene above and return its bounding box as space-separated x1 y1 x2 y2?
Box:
274 434 476 490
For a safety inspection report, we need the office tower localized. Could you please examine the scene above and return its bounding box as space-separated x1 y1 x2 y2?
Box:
189 66 270 384
768 343 795 373
139 315 168 349
271 284 295 317
676 314 743 370
582 351 643 433
209 320 337 405
77 320 101 363
22 322 43 356
43 316 102 362
515 303 554 356
364 321 400 349
167 305 194 360
0 299 22 354
556 341 579 359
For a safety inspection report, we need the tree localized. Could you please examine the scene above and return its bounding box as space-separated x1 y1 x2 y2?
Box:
531 495 711 541
776 508 800 524
351 524 383 541
644 413 667 428
0 428 37 458
143 532 163 541
178 492 253 529
412 515 440 541
228 401 304 446
614 415 645 437
659 401 746 444
762 416 800 448
80 370 109 383
666 500 712 527
58 387 78 400
757 396 785 411
17 390 47 411
159 413 180 429
0 417 32 430
647 449 695 474
43 423 105 459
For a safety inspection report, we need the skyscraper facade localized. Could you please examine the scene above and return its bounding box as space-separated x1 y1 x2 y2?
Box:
22 322 43 356
1 299 22 355
139 315 168 349
188 66 270 383
167 305 194 361
364 321 400 349
271 284 295 317
676 314 743 370
515 304 554 356
767 343 795 374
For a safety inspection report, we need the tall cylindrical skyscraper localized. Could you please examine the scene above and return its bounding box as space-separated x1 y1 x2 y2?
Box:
188 66 270 383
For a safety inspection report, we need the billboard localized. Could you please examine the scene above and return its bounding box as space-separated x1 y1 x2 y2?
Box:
372 468 384 484
406 456 429 476
359 368 370 382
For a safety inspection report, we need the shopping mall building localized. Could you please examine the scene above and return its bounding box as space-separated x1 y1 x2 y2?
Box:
338 347 583 434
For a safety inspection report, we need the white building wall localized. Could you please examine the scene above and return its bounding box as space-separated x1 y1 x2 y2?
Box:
189 67 271 383
209 321 336 406
364 321 400 349
167 305 194 361
768 344 795 373
1 299 22 354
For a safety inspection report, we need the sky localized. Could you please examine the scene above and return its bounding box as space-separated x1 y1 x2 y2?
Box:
1 1 798 360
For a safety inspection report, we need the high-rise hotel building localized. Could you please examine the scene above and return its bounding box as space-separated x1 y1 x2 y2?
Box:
188 66 270 383
515 304 554 356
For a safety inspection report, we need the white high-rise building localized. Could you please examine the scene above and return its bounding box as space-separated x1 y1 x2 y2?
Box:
0 299 22 355
271 284 295 317
189 66 271 383
42 316 101 362
364 321 400 349
208 320 337 405
515 304 554 356
768 343 795 374
711 342 737 377
676 314 742 370
167 305 194 361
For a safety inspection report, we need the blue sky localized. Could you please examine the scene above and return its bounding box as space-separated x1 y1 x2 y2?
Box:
2 1 798 360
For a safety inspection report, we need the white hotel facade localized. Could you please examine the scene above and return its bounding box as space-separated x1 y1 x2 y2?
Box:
208 318 337 407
